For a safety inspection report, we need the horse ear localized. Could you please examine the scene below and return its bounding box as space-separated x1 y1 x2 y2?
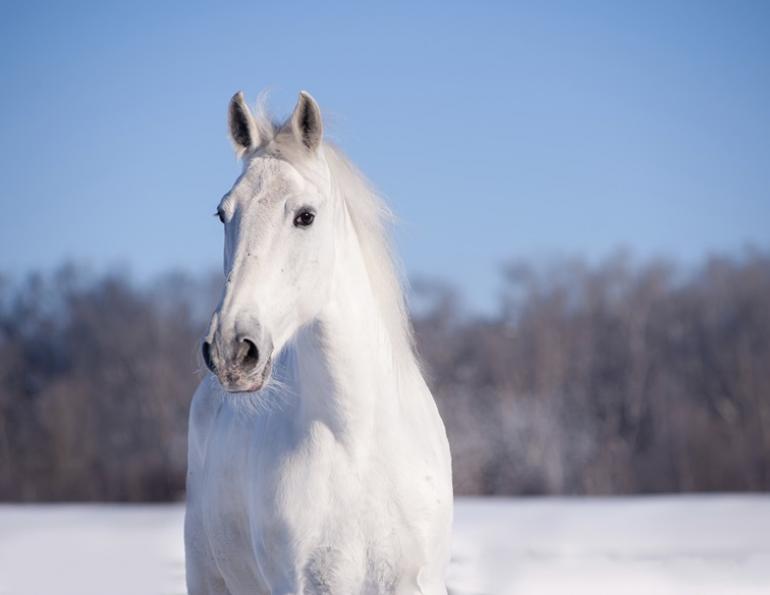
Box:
228 91 259 157
288 91 323 152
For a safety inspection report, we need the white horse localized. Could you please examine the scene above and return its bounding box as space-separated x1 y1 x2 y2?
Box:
185 90 453 594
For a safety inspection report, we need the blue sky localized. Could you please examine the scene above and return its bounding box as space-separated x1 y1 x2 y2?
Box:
1 1 768 310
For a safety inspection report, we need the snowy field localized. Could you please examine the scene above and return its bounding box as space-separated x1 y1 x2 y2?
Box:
1 496 769 595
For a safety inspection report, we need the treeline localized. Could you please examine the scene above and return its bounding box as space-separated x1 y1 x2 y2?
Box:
0 267 218 501
1 252 769 501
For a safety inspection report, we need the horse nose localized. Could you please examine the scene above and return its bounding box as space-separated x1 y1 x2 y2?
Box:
201 340 216 373
202 337 259 375
234 337 260 373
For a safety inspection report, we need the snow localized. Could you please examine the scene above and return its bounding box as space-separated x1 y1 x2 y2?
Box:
1 496 769 595
449 496 770 595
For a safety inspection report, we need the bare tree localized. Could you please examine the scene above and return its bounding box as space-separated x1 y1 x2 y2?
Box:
1 251 769 500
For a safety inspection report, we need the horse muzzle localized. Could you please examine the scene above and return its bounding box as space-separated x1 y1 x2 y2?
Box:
202 334 273 393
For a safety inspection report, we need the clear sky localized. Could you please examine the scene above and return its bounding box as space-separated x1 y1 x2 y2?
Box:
1 1 768 310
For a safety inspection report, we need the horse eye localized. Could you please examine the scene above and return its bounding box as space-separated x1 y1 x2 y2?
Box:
294 210 315 228
216 207 225 223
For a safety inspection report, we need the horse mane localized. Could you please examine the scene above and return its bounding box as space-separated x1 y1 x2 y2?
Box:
248 99 415 357
322 143 415 355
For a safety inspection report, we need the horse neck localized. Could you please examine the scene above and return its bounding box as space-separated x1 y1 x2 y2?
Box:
291 204 414 444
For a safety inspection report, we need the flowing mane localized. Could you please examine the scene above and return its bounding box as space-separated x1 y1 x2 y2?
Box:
248 101 414 357
323 143 415 354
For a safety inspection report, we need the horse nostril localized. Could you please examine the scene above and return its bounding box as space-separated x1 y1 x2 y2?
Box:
237 338 259 372
202 341 215 373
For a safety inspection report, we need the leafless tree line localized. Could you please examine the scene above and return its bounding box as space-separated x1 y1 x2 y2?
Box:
1 251 769 501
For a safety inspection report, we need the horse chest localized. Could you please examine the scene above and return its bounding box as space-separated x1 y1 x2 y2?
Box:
199 415 421 592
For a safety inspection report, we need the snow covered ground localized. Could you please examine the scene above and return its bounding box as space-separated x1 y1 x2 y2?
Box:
1 496 768 595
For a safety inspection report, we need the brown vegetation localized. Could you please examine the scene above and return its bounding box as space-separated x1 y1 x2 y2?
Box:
1 251 769 501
